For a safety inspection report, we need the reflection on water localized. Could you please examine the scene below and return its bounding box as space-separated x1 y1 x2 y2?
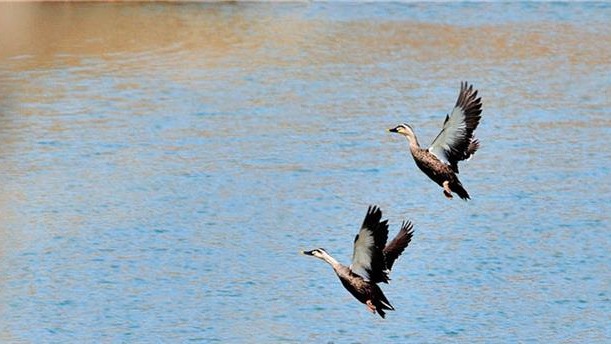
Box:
1 2 610 343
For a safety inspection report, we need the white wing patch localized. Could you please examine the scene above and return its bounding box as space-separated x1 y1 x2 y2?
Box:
428 106 467 165
350 230 376 281
380 299 393 309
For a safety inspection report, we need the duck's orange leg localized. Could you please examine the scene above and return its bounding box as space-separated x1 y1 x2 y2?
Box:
366 300 376 314
442 181 453 199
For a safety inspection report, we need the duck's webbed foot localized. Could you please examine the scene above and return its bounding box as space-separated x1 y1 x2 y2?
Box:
442 181 453 199
365 300 376 314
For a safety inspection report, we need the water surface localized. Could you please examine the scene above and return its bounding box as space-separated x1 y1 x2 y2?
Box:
0 2 609 343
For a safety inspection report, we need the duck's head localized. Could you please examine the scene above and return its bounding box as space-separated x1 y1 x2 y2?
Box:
388 123 414 137
302 248 328 260
303 248 339 266
388 123 418 145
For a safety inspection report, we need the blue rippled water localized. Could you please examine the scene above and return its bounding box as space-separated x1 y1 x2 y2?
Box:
0 2 609 343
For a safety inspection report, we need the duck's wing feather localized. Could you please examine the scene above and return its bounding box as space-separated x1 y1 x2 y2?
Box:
350 205 389 284
428 81 482 173
383 221 414 271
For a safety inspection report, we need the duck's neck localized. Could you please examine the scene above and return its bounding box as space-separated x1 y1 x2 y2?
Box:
319 251 342 270
406 134 421 151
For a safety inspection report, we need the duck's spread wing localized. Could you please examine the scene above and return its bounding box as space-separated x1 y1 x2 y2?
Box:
383 221 414 271
350 205 389 284
428 82 482 173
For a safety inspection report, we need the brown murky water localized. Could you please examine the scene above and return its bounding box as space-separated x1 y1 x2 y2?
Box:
1 2 609 343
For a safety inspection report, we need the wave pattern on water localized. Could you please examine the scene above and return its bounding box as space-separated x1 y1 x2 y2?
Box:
0 2 610 343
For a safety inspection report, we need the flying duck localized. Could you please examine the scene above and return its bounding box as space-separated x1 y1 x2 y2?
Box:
303 205 414 318
388 81 482 200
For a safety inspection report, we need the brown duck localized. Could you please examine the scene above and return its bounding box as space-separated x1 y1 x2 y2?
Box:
303 205 414 318
389 82 482 200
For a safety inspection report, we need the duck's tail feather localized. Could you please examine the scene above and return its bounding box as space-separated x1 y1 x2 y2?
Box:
452 182 471 200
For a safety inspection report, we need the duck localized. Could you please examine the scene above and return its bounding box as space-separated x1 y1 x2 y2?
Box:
388 81 482 200
302 205 414 318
